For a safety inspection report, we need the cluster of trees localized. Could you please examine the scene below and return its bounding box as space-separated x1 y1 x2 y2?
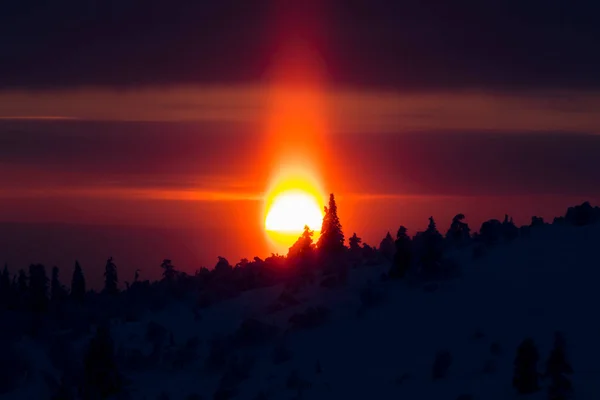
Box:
0 261 86 313
513 332 573 399
2 198 596 315
0 196 595 399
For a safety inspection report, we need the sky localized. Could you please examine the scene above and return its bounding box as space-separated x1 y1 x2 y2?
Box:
1 0 599 284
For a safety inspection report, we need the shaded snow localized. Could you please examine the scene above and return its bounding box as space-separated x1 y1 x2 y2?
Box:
10 223 600 399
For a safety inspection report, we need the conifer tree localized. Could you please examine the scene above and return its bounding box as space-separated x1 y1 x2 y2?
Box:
513 338 540 394
420 217 444 275
161 259 177 281
390 226 412 278
0 264 10 306
288 225 315 260
545 332 573 400
317 193 345 255
104 257 119 295
51 266 67 302
71 261 86 302
348 233 362 253
379 232 395 260
28 263 49 313
17 268 28 297
446 214 471 244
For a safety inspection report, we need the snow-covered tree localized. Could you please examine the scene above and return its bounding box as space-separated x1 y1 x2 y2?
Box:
513 338 540 394
546 332 573 400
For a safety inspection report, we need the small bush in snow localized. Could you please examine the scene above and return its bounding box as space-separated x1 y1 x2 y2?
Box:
470 329 485 341
253 391 268 400
319 274 340 289
455 395 474 400
219 355 254 389
289 306 330 330
205 336 232 372
145 321 168 348
156 392 170 400
213 385 236 400
472 244 486 259
490 341 502 356
482 359 496 374
432 350 452 380
233 318 278 347
286 369 311 391
359 283 385 308
271 342 293 365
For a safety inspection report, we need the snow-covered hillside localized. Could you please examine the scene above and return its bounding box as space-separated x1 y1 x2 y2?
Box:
5 222 599 400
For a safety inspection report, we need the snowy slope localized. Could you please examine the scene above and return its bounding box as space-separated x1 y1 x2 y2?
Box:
6 223 598 400
101 223 599 400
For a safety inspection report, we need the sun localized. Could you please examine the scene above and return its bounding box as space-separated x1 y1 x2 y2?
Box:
265 189 324 234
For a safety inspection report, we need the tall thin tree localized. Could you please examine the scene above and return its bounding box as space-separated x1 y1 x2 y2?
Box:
317 193 345 255
71 261 86 302
104 257 119 295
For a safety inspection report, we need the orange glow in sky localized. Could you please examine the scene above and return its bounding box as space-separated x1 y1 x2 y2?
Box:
260 27 330 252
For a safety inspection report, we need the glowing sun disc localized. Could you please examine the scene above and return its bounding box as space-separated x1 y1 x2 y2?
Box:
265 190 323 233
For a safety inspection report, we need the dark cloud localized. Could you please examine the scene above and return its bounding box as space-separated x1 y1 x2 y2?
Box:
1 0 599 90
1 120 599 197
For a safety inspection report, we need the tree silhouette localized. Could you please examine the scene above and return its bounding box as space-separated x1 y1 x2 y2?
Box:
71 261 86 302
446 214 471 245
348 233 362 253
82 324 123 398
0 264 10 306
419 217 444 275
390 226 412 279
545 332 573 400
502 214 519 241
17 268 28 297
161 259 177 281
104 257 119 295
513 338 540 394
317 193 345 255
379 232 395 261
288 225 315 261
51 266 67 302
28 263 49 313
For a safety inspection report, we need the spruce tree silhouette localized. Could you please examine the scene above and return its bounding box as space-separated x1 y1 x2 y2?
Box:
317 193 345 256
545 332 573 400
348 233 362 253
288 225 315 260
0 264 10 306
513 338 540 394
28 264 48 313
161 259 177 281
17 269 27 297
103 257 119 295
379 232 395 261
446 214 471 245
420 217 444 275
390 226 412 279
50 266 67 302
82 324 123 399
71 261 86 302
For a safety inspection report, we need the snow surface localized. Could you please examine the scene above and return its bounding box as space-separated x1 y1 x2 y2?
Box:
6 223 600 399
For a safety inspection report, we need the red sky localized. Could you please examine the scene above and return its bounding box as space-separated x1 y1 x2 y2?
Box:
2 0 600 285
